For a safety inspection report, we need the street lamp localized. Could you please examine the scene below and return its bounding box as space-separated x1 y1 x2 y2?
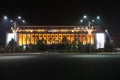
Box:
22 20 25 23
80 15 100 53
11 22 19 53
4 16 8 20
83 15 87 19
97 16 100 20
9 16 26 53
3 16 26 53
86 21 93 53
18 16 22 19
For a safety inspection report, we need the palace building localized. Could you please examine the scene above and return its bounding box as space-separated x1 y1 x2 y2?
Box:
6 25 105 48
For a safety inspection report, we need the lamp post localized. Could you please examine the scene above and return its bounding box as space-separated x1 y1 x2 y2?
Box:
86 21 93 53
80 15 100 53
10 16 25 53
11 22 19 53
3 16 26 53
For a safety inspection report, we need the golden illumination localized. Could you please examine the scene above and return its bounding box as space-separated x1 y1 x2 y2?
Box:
17 26 97 46
18 33 95 45
27 34 31 45
31 34 34 44
18 34 22 46
23 34 26 45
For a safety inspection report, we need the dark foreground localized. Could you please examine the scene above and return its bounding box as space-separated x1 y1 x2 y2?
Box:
0 53 120 79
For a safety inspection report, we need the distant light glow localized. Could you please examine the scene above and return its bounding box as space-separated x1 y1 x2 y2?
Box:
23 46 26 51
10 20 13 23
92 19 95 22
96 33 105 49
74 27 76 30
77 27 80 29
4 16 8 20
22 20 25 23
105 29 108 33
80 19 83 22
97 16 100 20
18 16 22 19
83 15 87 19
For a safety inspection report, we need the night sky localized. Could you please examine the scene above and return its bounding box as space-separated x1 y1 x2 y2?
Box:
0 1 120 45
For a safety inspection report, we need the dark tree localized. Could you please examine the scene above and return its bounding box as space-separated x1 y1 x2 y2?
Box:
104 41 114 52
7 38 18 52
61 36 70 50
36 38 47 51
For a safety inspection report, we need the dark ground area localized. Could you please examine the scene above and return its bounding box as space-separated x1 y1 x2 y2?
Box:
0 53 120 79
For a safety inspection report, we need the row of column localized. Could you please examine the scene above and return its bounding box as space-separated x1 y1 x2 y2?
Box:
18 33 94 46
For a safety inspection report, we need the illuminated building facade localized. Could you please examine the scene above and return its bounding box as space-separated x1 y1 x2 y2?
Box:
6 25 105 47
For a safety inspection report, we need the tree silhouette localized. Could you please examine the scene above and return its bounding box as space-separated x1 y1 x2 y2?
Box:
61 36 70 50
7 38 18 52
36 38 47 51
62 36 69 45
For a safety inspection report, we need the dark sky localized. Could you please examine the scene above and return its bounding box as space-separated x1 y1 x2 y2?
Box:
0 1 120 45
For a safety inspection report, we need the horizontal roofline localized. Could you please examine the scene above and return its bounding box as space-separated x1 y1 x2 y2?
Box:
18 25 100 27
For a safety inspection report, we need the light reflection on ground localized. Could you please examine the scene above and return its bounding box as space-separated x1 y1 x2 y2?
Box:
0 52 120 60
